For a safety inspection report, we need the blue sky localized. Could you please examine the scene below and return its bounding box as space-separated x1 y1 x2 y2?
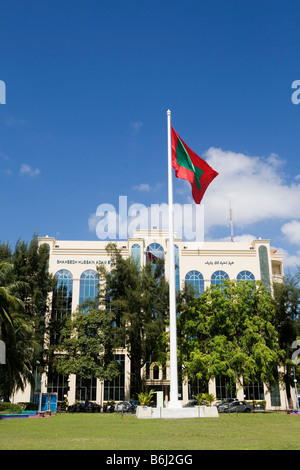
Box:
1 0 300 271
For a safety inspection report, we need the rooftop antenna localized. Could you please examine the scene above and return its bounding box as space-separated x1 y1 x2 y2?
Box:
227 201 235 242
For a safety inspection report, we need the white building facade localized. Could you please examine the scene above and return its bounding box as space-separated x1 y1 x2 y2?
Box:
13 229 294 410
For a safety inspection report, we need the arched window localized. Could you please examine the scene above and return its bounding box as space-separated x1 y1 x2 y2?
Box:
53 269 73 313
145 243 164 263
131 244 141 270
211 270 229 287
51 270 73 344
175 244 180 292
153 365 160 380
79 269 99 306
146 243 165 277
237 270 255 282
185 270 204 297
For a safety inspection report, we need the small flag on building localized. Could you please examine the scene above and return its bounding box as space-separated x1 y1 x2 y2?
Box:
171 126 218 204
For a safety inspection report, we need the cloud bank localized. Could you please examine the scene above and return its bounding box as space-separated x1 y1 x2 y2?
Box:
88 147 300 267
203 148 300 230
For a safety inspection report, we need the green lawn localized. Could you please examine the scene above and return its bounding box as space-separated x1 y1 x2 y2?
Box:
0 412 300 450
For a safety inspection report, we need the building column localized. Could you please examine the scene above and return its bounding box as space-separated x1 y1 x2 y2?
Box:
124 351 131 401
96 379 103 406
68 374 76 405
182 378 189 403
72 278 80 314
208 377 216 399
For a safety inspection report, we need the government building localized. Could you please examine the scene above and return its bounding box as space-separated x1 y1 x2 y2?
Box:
13 229 293 410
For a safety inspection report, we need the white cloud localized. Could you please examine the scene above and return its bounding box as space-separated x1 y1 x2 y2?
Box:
277 247 300 268
0 151 12 162
281 220 300 246
129 120 143 134
20 164 40 177
199 147 300 230
4 117 27 126
132 183 151 192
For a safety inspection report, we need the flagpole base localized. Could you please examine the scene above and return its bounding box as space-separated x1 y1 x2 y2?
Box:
166 400 183 409
136 405 219 419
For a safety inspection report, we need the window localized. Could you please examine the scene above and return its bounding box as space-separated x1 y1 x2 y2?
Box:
244 382 264 401
47 368 69 402
145 243 164 263
79 269 99 306
131 244 141 270
153 365 160 380
51 270 73 344
76 376 97 402
237 270 255 282
185 270 204 297
188 379 208 400
270 382 281 407
175 245 180 292
53 269 73 307
215 376 236 400
146 243 165 277
259 245 271 291
211 270 229 287
104 354 125 401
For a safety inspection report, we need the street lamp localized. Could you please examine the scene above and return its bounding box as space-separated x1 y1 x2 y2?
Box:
38 380 45 413
293 368 299 410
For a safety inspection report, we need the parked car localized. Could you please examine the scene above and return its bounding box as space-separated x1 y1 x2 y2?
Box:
68 401 101 413
215 398 237 409
218 400 253 413
183 399 198 408
115 401 137 413
103 401 115 413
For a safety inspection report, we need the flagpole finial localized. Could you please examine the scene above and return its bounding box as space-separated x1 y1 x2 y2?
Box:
167 109 171 116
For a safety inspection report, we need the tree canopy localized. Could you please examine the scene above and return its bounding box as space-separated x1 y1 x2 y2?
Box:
178 280 285 394
0 236 55 400
52 300 121 399
98 243 170 396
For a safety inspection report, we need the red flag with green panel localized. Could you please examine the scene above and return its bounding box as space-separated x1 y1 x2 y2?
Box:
171 126 218 204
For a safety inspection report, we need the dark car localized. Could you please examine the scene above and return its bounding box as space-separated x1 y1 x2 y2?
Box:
183 399 198 408
115 401 137 414
68 401 101 413
218 400 253 413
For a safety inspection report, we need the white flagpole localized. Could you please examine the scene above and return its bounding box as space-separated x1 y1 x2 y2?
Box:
167 109 181 408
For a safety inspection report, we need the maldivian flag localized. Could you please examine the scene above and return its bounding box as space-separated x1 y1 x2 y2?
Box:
172 126 218 204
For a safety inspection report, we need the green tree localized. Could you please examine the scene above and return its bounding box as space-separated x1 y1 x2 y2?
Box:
12 236 55 347
178 280 284 395
0 262 16 334
52 300 120 399
273 272 300 407
0 235 55 400
0 261 38 400
99 243 169 397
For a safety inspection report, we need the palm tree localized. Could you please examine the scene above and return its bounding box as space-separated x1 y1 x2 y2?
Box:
0 261 37 401
0 262 21 334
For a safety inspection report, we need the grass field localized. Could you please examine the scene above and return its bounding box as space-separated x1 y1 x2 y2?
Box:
1 412 300 450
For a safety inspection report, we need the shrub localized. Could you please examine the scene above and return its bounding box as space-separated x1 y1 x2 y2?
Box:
0 402 23 414
195 393 216 406
138 389 155 406
17 402 38 411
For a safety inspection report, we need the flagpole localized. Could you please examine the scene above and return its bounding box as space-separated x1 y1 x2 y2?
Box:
167 109 181 408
